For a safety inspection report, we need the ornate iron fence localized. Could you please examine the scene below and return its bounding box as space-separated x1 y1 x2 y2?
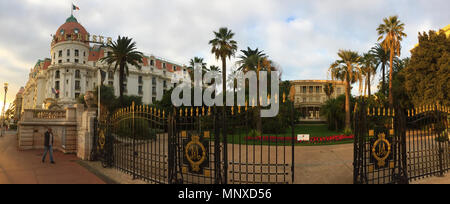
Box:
95 100 296 184
354 103 450 184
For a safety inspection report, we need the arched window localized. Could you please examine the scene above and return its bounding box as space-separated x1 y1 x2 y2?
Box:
55 70 60 79
75 70 81 79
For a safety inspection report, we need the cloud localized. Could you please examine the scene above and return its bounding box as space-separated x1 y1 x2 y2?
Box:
0 0 448 100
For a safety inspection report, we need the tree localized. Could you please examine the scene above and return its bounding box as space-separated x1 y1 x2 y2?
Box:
236 47 269 132
377 16 407 106
370 44 390 95
360 53 377 97
323 83 334 100
209 27 238 99
101 36 144 104
403 30 450 106
329 50 361 130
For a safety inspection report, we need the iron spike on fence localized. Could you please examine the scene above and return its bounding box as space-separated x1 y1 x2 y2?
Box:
202 107 205 116
231 106 234 115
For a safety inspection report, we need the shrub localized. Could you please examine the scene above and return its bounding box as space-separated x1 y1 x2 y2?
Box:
115 118 158 141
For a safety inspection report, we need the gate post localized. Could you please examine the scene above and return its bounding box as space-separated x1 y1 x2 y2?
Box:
132 102 137 180
291 101 295 184
222 106 228 184
395 105 409 184
167 111 176 184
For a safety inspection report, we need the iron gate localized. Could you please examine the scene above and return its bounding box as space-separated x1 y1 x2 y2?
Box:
95 101 296 184
354 102 450 184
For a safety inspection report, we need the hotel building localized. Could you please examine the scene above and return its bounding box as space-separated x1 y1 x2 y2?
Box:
21 15 190 111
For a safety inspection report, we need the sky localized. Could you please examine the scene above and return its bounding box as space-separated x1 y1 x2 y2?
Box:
0 0 448 109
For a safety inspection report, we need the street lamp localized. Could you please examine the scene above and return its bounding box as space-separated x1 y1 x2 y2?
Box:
1 82 8 136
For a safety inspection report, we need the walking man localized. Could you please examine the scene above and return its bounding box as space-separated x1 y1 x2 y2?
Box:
42 127 55 164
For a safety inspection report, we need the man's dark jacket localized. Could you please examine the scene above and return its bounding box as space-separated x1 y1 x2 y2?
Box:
44 131 54 147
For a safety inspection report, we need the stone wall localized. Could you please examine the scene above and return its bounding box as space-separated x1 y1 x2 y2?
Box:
17 106 96 158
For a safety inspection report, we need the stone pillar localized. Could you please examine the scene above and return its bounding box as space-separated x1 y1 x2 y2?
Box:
77 108 96 160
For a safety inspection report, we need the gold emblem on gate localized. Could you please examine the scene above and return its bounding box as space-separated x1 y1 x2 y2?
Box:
372 133 391 167
98 129 106 150
185 135 207 172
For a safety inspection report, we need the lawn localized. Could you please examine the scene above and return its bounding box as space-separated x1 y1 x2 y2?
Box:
217 124 353 146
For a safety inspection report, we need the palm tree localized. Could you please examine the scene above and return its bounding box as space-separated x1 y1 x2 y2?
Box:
360 53 378 97
323 83 334 100
188 57 208 80
377 16 407 106
329 50 360 130
101 36 144 104
209 27 238 99
237 47 271 133
370 44 390 95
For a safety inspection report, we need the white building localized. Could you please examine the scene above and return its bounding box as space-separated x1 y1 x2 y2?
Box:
21 15 189 111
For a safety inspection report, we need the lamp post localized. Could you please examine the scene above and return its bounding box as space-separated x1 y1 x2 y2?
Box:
1 82 8 136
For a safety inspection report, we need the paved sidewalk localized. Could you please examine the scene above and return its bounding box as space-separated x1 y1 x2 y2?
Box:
411 174 450 184
0 131 105 184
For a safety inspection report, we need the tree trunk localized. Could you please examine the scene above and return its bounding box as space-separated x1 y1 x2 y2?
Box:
256 62 262 133
119 64 125 105
345 64 352 130
345 79 351 130
368 73 371 97
382 61 386 95
389 48 394 107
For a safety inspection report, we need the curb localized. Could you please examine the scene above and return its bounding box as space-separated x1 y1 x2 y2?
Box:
76 160 118 184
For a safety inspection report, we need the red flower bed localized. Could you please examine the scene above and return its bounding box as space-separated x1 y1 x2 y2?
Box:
245 135 354 144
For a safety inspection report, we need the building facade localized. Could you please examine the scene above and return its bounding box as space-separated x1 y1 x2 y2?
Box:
21 15 190 112
290 80 346 122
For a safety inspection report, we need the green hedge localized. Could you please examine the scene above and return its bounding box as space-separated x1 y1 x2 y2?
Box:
115 118 159 140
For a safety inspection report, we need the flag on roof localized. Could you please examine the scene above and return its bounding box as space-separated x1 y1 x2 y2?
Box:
73 4 80 11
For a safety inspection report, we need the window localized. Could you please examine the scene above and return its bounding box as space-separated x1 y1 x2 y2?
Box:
123 84 128 93
75 50 79 57
75 59 79 63
152 87 156 94
75 93 80 98
108 71 114 80
150 60 154 66
83 51 86 57
173 65 177 70
58 60 62 64
138 76 143 84
75 81 81 90
55 81 60 90
309 86 313 93
303 98 307 103
108 81 114 86
75 70 81 79
58 50 62 57
152 77 156 85
138 86 143 95
163 80 167 89
163 63 166 69
55 71 60 79
337 88 342 95
152 97 156 102
302 86 307 93
316 86 321 93
53 53 56 60
67 49 70 57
